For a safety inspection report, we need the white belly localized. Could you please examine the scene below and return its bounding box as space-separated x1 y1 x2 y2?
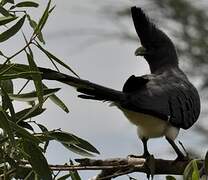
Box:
122 110 179 140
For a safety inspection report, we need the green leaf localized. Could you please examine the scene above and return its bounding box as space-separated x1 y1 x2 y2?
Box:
16 103 43 123
36 42 79 77
62 143 95 157
205 151 208 175
48 131 78 144
15 107 46 122
34 0 51 35
1 87 16 121
14 1 39 8
10 121 40 143
43 84 69 113
0 15 26 42
74 135 100 154
8 88 60 102
23 140 52 180
0 71 42 80
0 107 15 144
0 6 10 16
27 15 45 44
166 176 176 180
26 52 43 105
57 174 71 180
0 80 13 93
192 160 199 180
183 160 200 180
0 16 17 26
37 123 48 132
0 80 13 110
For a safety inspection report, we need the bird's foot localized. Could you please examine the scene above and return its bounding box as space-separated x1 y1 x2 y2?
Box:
174 154 189 162
128 152 151 159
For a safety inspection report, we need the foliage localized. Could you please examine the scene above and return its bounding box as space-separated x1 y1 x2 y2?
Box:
0 0 99 179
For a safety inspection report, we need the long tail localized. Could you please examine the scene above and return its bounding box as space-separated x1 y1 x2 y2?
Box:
39 67 124 102
2 64 123 102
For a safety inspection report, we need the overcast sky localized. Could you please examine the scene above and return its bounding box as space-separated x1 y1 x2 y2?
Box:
2 0 207 179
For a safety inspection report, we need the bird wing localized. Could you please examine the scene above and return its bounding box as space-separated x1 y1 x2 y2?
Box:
120 72 200 129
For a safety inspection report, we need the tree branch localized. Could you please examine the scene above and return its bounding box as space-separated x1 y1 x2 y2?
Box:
19 156 204 179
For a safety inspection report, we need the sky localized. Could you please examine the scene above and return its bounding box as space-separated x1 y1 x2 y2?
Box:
1 0 207 179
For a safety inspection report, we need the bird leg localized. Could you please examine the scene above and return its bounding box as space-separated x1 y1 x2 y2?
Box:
166 137 188 161
128 137 150 158
141 137 150 158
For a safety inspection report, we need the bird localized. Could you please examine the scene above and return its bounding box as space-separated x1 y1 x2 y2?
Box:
6 6 200 160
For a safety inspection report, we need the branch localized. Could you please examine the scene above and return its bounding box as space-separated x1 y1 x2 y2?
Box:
19 156 204 179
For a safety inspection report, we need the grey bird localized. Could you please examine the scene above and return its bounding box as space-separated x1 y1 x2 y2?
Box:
7 6 200 159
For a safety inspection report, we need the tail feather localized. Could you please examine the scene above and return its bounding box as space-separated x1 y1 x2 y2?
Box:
39 67 124 102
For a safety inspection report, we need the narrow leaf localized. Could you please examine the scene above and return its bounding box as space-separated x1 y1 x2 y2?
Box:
1 87 16 121
0 6 10 16
15 107 46 122
57 174 71 180
48 131 78 144
0 16 17 25
0 107 14 144
34 0 51 35
36 42 79 77
74 135 100 154
26 52 43 105
62 143 95 157
23 140 52 180
0 71 42 80
27 15 45 44
10 121 40 143
43 84 69 113
0 15 26 42
8 88 60 102
15 1 39 8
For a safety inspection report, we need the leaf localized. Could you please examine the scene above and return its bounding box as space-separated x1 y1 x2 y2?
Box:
48 131 78 144
0 15 26 42
0 107 15 144
183 160 200 180
26 15 45 44
48 93 69 113
1 87 16 122
0 16 17 26
57 174 71 180
184 160 194 180
0 80 13 110
43 84 69 113
192 160 199 180
205 151 208 175
23 140 52 180
166 176 176 180
26 52 43 105
0 71 42 80
37 124 48 132
62 143 95 157
74 135 100 154
14 1 39 8
8 88 60 102
10 121 40 143
36 42 79 77
0 6 10 16
15 107 46 122
34 0 51 35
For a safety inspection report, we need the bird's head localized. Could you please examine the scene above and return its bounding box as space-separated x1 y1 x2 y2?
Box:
131 7 178 73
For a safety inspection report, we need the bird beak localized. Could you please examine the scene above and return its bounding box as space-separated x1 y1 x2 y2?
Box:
134 46 147 56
